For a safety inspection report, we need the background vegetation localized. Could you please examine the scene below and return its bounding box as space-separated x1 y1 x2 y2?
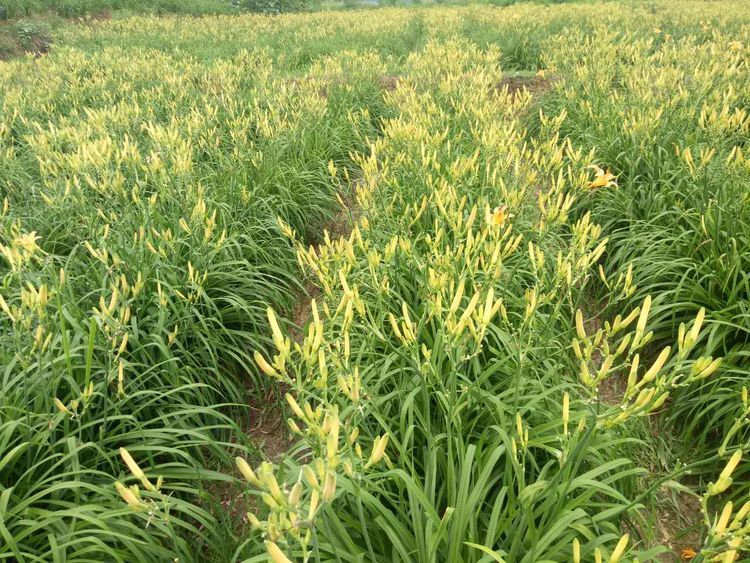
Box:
0 0 234 18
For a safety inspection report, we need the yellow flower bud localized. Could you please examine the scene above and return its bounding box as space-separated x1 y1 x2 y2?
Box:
690 307 706 344
572 339 583 360
260 462 284 502
254 351 278 377
288 482 303 507
267 307 287 354
719 450 743 482
120 447 156 491
54 398 72 416
286 394 306 421
236 457 258 484
247 512 262 529
575 310 586 340
266 541 292 563
636 295 651 335
302 465 319 489
734 501 750 524
321 472 336 502
708 477 732 496
115 481 147 511
610 534 629 562
716 501 733 535
641 346 670 385
367 435 389 467
288 418 302 434
308 489 320 519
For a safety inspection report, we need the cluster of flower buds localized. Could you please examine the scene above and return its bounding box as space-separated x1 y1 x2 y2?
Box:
244 290 391 562
572 295 722 429
0 222 43 273
115 448 166 519
699 450 750 561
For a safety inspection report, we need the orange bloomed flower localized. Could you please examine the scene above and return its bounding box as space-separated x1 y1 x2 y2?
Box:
587 165 617 189
487 205 513 227
681 547 697 560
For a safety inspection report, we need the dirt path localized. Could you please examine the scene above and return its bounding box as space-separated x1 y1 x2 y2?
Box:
245 72 545 463
244 191 359 465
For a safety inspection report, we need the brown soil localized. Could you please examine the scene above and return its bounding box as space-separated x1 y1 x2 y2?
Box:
578 295 627 404
326 190 361 241
653 489 703 561
27 34 52 57
289 188 360 342
78 10 112 23
246 389 293 463
577 284 704 560
208 385 293 539
0 37 50 60
0 44 19 61
0 24 50 60
263 188 361 469
598 368 630 405
496 74 552 98
289 281 322 344
215 187 361 531
0 24 24 60
379 75 399 92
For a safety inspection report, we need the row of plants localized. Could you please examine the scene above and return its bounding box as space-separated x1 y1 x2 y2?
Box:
56 2 750 73
539 5 750 480
222 40 749 561
0 44 388 560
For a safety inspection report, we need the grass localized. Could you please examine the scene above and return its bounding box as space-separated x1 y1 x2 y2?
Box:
0 0 232 60
1 1 749 561
0 0 235 19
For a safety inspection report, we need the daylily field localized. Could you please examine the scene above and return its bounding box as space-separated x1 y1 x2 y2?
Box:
1 1 750 561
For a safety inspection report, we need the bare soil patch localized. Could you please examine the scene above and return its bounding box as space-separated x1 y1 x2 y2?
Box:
496 73 552 98
246 187 360 464
379 75 399 92
79 11 112 23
